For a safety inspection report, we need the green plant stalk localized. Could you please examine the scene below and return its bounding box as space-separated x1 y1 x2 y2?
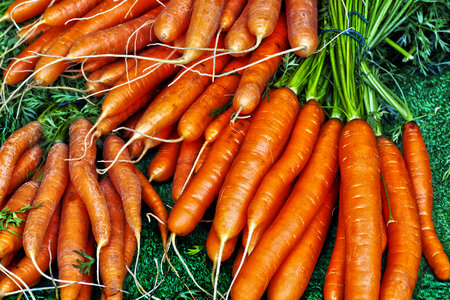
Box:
384 37 414 61
285 56 314 95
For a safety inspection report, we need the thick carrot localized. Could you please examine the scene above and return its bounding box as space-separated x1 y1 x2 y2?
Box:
0 121 41 206
0 181 39 258
168 118 251 236
3 26 66 85
57 182 90 300
134 166 169 249
99 177 125 300
231 118 342 300
68 6 163 59
378 136 422 299
6 144 42 196
153 0 194 43
403 121 450 280
43 0 103 26
286 0 318 57
0 0 55 23
0 203 60 296
339 119 382 299
248 0 282 43
194 142 212 173
245 99 324 253
124 220 137 269
148 131 182 182
232 14 288 115
23 142 69 259
204 106 235 143
224 3 256 56
77 232 95 300
267 180 338 300
219 0 247 30
17 22 51 44
34 0 163 85
178 56 249 141
207 225 239 264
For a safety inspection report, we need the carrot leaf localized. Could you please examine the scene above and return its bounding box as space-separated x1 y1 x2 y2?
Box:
72 249 95 276
0 202 43 237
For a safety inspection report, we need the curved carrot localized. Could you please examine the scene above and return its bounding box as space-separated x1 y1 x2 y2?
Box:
286 0 318 57
0 0 54 23
219 0 247 30
0 121 41 206
231 118 342 300
378 136 422 299
224 3 256 56
43 0 103 26
153 0 194 43
232 14 288 115
204 106 235 143
148 131 182 182
267 180 338 300
248 0 282 44
403 121 450 280
339 119 382 299
57 182 90 300
124 220 137 269
23 142 69 259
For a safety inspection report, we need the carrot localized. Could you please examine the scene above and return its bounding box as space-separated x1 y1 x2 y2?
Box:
6 144 42 196
148 131 182 182
153 0 194 43
128 140 145 160
194 142 212 173
380 203 388 252
267 180 338 300
204 105 235 143
86 67 110 97
124 220 137 269
23 142 69 259
81 56 117 73
99 177 125 300
177 56 249 141
207 225 238 266
232 245 246 278
43 0 103 26
245 99 324 254
231 118 343 300
286 0 318 57
377 136 422 299
0 203 60 296
339 119 382 299
57 182 90 300
232 14 288 115
0 181 39 258
0 0 55 23
77 232 95 300
224 3 256 56
134 123 177 162
68 6 163 59
168 118 251 236
219 0 247 30
33 0 163 85
134 166 169 249
403 121 450 280
173 30 187 54
248 0 282 44
17 22 51 44
98 58 138 89
0 121 41 206
172 137 205 202
121 110 145 140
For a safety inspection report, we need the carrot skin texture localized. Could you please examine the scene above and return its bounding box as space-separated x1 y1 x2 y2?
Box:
57 182 90 300
248 0 282 41
168 118 251 236
267 180 338 300
204 106 235 143
207 225 239 263
0 181 39 258
2 0 54 23
124 220 137 268
43 0 103 26
377 136 422 299
231 118 343 300
194 142 212 173
340 119 382 300
6 144 43 196
172 137 205 202
0 121 41 206
23 142 69 259
232 245 246 277
148 131 182 182
225 3 256 56
153 0 194 43
286 0 318 57
86 67 110 98
81 57 117 73
99 177 125 299
220 0 247 30
214 88 299 243
17 22 51 44
403 121 450 280
232 15 288 114
98 58 138 88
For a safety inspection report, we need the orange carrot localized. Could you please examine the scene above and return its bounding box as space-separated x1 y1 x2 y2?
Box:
124 220 137 269
98 58 138 89
207 225 239 264
286 0 318 57
0 0 55 23
224 3 256 56
81 56 117 73
194 142 212 173
136 123 176 162
77 232 95 300
86 67 110 97
122 110 145 140
153 0 194 43
232 245 246 278
204 106 235 143
219 0 247 30
148 131 182 182
17 22 51 44
248 0 282 44
43 0 103 27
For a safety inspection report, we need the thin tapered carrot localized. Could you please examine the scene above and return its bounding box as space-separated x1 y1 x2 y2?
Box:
224 3 256 56
248 0 282 44
0 0 55 23
339 119 382 299
0 181 39 258
219 0 247 30
194 142 212 173
57 182 90 300
245 99 324 253
6 144 42 196
173 30 187 54
286 0 318 57
207 225 239 266
232 245 246 278
231 118 343 300
204 106 235 143
23 142 69 259
267 180 338 300
178 56 249 141
0 121 41 206
81 57 117 73
86 67 110 97
77 232 95 300
124 220 137 269
98 58 138 87
148 131 182 182
17 22 51 44
99 177 125 300
134 166 169 249
132 124 177 164
380 203 387 252
34 0 164 85
128 140 145 160
153 0 194 43
378 136 422 299
43 0 103 26
232 14 288 115
122 110 145 140
403 121 450 280
168 118 251 236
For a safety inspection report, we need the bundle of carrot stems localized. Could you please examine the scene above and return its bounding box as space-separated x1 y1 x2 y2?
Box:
0 0 448 299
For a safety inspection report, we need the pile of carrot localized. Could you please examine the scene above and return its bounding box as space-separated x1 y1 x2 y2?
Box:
0 0 448 299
